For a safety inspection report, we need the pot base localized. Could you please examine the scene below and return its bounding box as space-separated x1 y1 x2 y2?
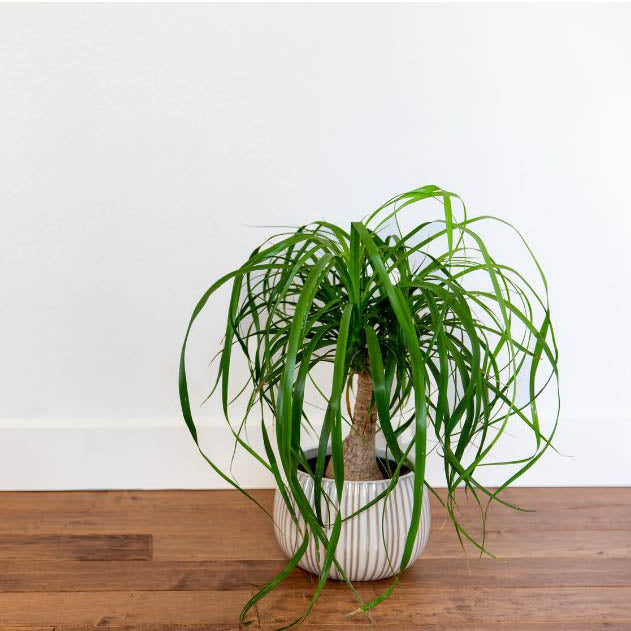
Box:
273 448 430 581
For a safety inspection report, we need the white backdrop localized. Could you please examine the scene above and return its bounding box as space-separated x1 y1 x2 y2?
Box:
1 3 629 489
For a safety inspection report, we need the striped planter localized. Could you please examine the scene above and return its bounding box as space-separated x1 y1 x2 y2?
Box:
273 449 430 581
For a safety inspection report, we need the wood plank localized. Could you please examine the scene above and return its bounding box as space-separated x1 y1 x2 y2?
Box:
152 530 279 560
49 626 631 631
261 586 631 627
0 535 152 561
0 488 629 629
423 528 631 558
0 489 629 535
1 557 629 593
299 626 631 631
0 495 273 536
296 626 631 631
400 556 631 587
152 526 631 560
1 502 626 535
1 487 627 509
55 627 240 631
0 588 630 627
0 560 299 593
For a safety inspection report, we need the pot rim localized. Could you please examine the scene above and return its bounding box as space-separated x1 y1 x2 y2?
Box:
296 447 415 488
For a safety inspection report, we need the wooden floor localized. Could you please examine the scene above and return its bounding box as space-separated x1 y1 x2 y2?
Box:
0 488 629 630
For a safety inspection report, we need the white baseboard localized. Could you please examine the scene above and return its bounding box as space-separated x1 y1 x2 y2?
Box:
0 419 629 490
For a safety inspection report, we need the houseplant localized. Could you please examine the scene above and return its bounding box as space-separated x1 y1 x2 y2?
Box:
179 185 559 627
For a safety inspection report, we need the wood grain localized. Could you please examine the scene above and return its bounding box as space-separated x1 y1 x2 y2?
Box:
0 488 628 630
2 557 629 592
151 525 631 560
0 534 152 561
48 626 631 631
291 624 631 631
1 488 629 534
1 587 630 626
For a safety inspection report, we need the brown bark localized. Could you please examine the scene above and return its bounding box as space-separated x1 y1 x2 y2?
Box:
324 371 384 481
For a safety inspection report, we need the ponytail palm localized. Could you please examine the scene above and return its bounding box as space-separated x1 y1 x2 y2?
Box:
179 185 559 627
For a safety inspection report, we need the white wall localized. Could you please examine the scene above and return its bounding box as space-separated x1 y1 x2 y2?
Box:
1 3 630 489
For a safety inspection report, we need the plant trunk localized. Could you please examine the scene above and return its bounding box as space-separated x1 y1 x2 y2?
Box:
324 371 384 481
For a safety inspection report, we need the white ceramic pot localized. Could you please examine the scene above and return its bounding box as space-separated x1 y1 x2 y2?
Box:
273 448 430 581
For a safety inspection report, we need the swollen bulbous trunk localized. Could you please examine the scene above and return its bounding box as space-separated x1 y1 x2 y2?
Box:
324 371 384 481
